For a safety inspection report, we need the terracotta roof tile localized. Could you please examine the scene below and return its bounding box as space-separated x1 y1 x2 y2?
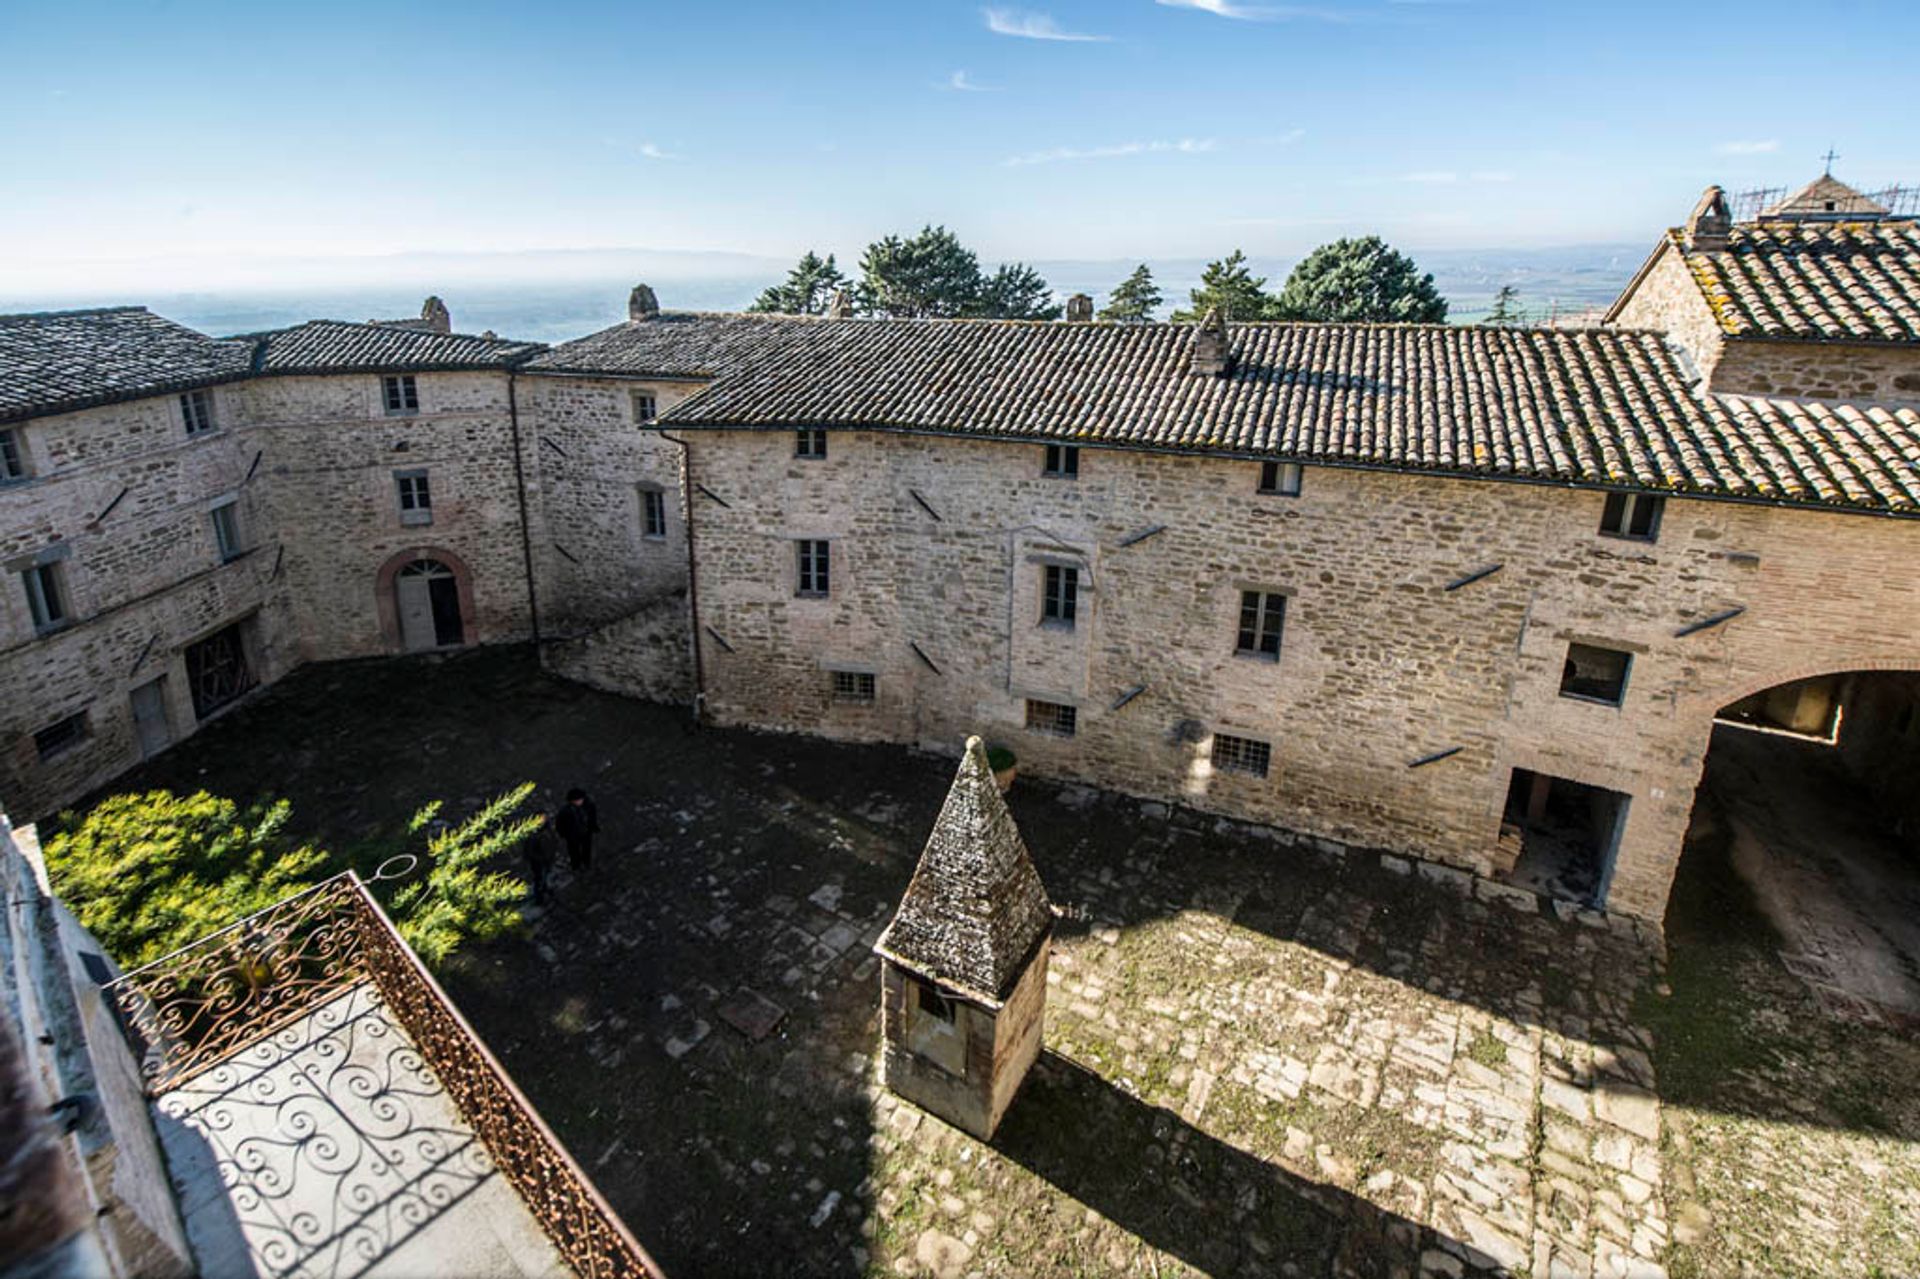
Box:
522 311 823 380
0 307 255 424
255 320 542 374
1676 220 1920 343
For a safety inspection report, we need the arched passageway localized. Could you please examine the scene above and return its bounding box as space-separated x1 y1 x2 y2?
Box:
374 547 476 653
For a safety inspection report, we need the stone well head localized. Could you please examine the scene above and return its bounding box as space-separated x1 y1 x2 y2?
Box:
874 736 1054 1140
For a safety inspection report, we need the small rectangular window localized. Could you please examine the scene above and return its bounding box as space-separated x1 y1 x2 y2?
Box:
915 980 955 1023
0 429 24 481
22 563 67 633
34 711 88 762
1043 444 1079 478
382 375 420 416
1025 699 1077 737
1560 643 1632 705
396 471 432 527
632 391 658 424
210 500 244 561
1236 590 1286 660
1211 732 1271 778
1259 461 1303 496
832 670 876 702
796 428 828 459
181 389 217 436
796 539 831 596
1599 492 1663 541
641 488 666 538
1041 564 1079 626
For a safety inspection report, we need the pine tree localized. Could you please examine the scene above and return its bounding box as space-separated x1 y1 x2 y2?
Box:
391 784 542 967
748 251 849 315
856 226 984 318
1485 284 1523 326
974 262 1061 320
1269 237 1448 324
1099 264 1162 323
1172 250 1273 322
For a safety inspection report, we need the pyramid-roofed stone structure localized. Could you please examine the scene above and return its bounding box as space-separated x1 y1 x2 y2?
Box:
876 737 1053 1005
1761 174 1890 220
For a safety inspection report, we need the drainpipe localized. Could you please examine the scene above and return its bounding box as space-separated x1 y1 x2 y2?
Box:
655 428 706 724
506 370 542 645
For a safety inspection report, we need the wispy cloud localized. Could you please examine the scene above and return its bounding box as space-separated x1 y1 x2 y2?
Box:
1402 169 1511 184
1005 138 1218 166
983 6 1112 41
1716 139 1779 155
1156 0 1366 20
941 69 996 92
638 142 681 161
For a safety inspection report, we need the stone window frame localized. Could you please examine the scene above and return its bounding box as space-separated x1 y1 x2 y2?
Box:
795 428 828 460
180 388 218 437
395 469 433 527
1041 563 1079 628
795 538 831 598
208 494 247 562
381 375 420 417
1210 731 1272 779
631 390 658 424
1559 641 1633 707
0 427 28 483
15 545 72 635
33 708 90 763
638 484 667 540
1258 460 1303 497
1042 443 1079 479
829 668 877 703
1024 698 1078 738
1235 587 1288 662
1598 491 1663 543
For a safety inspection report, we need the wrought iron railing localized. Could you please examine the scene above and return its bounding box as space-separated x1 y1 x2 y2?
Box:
106 871 662 1279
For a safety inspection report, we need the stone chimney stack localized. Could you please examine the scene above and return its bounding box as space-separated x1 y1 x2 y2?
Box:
827 288 855 320
420 296 451 334
1064 293 1094 323
1684 186 1733 253
1190 307 1233 377
628 283 661 323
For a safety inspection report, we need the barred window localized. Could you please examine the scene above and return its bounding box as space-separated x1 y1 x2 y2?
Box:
1211 732 1271 778
34 711 88 762
1599 492 1662 541
22 562 67 632
382 375 420 416
181 389 218 436
1259 461 1302 496
396 470 432 526
641 488 666 538
796 539 830 596
0 429 24 481
1560 643 1632 705
1025 699 1077 737
796 429 828 459
1236 590 1286 660
210 499 245 561
632 391 657 424
832 670 876 702
1041 564 1078 625
1043 444 1079 478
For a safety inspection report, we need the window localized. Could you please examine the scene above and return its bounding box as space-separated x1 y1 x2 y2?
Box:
1043 444 1079 478
34 712 88 762
2 428 28 481
631 391 657 424
1259 461 1303 496
1599 492 1663 541
1560 643 1632 706
796 539 830 596
1236 590 1286 661
382 375 420 416
641 488 666 538
796 429 828 459
832 670 876 703
22 563 67 633
1211 732 1271 778
1025 699 1077 737
209 499 245 561
1041 564 1078 626
396 470 433 527
915 980 955 1023
180 389 217 436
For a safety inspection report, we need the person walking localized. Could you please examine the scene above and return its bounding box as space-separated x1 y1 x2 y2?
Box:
555 787 600 873
520 811 556 905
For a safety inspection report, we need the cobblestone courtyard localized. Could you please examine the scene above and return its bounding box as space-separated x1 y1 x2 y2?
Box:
70 649 1920 1277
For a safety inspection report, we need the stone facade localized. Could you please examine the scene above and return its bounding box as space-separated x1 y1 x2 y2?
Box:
1609 242 1732 382
680 427 1920 923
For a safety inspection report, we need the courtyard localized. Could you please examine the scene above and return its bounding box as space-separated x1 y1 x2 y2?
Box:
60 647 1920 1278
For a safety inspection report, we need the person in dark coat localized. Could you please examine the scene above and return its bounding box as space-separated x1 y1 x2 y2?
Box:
555 787 599 872
520 811 556 904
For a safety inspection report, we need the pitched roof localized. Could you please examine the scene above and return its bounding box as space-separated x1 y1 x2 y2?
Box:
661 316 1920 514
1669 219 1920 343
0 307 255 425
254 320 542 375
522 311 822 380
876 737 1053 1006
1760 175 1890 220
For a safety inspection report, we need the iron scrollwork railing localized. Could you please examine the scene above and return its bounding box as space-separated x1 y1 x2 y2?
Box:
106 872 662 1279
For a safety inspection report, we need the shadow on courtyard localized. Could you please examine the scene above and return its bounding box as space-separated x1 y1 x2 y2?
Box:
55 645 1920 1271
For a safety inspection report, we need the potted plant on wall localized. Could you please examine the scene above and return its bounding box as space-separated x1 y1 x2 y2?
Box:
986 745 1018 792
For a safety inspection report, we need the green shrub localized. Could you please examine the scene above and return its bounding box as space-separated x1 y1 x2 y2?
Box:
391 784 541 967
986 746 1017 773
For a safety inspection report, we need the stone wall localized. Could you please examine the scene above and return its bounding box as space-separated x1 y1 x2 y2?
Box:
1709 338 1920 404
1609 242 1727 380
682 427 1920 924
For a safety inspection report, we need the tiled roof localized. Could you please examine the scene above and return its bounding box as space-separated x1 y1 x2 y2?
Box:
1760 175 1890 220
255 320 543 375
522 311 821 380
661 316 1920 513
1673 219 1920 343
0 307 255 425
876 737 1053 1005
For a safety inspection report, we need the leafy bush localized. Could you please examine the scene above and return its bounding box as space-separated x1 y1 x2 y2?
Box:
391 783 542 967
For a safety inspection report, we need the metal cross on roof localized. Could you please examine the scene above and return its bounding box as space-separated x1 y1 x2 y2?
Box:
1823 147 1841 176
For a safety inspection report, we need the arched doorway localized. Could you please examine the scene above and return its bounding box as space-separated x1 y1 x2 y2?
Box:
375 547 475 652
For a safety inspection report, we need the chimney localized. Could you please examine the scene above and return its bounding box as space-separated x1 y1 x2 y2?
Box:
420 296 451 334
1684 186 1733 253
827 288 854 320
1190 307 1233 378
1064 293 1094 323
628 283 661 322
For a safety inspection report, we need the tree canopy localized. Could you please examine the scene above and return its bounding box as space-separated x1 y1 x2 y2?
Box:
1172 250 1271 322
1269 236 1448 324
1099 264 1162 323
854 225 1059 319
1485 283 1524 326
747 251 849 316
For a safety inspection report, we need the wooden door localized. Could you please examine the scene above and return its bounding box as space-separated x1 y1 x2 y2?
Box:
397 570 438 651
130 677 171 758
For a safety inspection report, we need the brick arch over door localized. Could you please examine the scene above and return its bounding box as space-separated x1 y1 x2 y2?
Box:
374 546 478 652
1681 652 1920 723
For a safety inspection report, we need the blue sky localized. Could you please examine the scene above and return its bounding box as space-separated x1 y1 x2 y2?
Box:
2 0 1915 292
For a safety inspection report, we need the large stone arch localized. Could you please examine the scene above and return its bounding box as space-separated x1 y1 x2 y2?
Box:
374 546 478 652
